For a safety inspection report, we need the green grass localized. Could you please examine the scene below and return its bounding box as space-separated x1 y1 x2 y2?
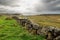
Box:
0 15 45 40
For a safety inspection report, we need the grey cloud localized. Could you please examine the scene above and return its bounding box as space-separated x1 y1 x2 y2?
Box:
0 0 13 5
0 0 60 15
36 0 60 12
0 0 19 6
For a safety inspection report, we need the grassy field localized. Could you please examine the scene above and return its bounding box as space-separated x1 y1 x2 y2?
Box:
0 15 45 40
28 15 60 28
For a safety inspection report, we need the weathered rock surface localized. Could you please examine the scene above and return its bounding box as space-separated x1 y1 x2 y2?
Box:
13 16 60 40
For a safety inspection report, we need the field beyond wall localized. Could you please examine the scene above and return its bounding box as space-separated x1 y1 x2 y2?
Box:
27 15 60 28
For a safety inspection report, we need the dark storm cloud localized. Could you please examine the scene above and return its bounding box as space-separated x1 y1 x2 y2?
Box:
0 0 13 5
0 0 20 6
0 0 21 13
36 0 60 12
0 0 60 15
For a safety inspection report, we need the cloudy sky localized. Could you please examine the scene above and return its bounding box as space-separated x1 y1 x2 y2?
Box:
0 0 60 15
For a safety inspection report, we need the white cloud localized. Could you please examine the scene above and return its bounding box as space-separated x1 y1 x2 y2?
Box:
0 0 39 13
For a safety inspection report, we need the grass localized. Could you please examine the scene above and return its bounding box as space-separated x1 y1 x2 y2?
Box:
28 15 60 28
0 15 45 40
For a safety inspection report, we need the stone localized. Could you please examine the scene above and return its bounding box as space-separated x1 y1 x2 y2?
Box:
12 16 19 20
54 36 60 40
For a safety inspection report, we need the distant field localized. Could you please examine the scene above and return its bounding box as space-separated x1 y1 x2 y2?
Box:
28 15 60 28
0 15 45 40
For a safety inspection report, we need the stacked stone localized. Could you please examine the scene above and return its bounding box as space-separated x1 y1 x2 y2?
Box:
12 16 60 40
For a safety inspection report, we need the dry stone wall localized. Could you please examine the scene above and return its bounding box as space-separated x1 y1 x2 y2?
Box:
8 16 60 40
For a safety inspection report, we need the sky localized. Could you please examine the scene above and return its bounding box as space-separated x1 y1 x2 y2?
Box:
0 0 60 15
